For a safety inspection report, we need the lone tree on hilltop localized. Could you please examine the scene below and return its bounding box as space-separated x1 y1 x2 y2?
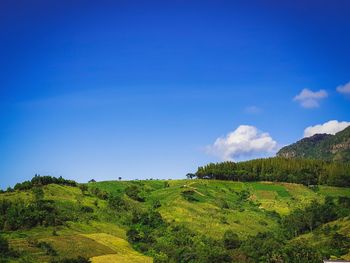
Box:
186 173 195 179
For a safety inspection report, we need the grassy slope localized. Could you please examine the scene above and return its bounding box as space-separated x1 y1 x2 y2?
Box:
1 180 350 262
89 180 349 238
1 184 151 263
293 216 350 260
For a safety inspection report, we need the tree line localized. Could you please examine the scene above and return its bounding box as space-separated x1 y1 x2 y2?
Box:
194 157 350 187
10 175 77 192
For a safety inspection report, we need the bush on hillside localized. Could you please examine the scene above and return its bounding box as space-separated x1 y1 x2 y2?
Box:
13 175 77 191
223 230 241 249
181 189 199 202
0 199 82 231
125 185 145 202
0 235 9 254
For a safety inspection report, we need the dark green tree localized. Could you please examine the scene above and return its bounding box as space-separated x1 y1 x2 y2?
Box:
223 230 240 249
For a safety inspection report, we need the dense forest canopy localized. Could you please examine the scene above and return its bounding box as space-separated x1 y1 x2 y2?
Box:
195 157 350 187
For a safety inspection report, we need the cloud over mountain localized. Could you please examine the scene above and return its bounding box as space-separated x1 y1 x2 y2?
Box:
304 120 350 138
207 125 277 161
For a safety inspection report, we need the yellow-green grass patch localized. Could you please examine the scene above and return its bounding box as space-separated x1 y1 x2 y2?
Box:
84 233 153 262
248 182 290 197
0 190 33 202
9 238 51 262
91 254 152 263
40 234 115 259
318 186 350 197
255 190 277 200
159 196 277 238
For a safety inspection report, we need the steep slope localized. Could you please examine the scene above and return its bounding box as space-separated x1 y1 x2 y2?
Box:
277 126 350 162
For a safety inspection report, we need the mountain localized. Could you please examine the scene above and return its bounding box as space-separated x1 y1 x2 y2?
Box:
277 126 350 162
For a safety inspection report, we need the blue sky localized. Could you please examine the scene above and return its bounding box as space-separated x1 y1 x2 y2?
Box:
1 0 350 188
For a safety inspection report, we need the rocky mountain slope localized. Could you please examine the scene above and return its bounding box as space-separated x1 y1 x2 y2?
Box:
277 126 350 162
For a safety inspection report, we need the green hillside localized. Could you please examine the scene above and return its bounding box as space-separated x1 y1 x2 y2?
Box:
1 178 350 262
292 216 350 261
277 126 350 162
0 183 152 263
89 180 320 237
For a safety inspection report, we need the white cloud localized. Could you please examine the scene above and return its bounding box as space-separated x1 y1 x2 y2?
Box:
207 125 277 161
244 106 262 114
336 81 350 96
303 120 350 137
293 88 328 108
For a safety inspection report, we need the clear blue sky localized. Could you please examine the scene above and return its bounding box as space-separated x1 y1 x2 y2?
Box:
1 0 350 188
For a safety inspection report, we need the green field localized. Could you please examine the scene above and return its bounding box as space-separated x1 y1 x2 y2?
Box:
1 179 350 262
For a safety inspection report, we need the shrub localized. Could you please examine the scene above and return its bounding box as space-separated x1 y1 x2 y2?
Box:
152 200 161 209
0 235 9 254
36 241 57 256
0 199 77 231
80 206 94 213
282 240 322 263
181 190 199 202
78 185 88 195
223 230 240 249
108 195 128 211
125 185 145 202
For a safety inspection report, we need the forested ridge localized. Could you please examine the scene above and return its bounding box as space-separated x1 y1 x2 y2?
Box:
277 126 350 162
194 157 350 187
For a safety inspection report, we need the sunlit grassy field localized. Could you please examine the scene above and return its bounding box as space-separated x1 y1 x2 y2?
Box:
89 179 349 238
1 179 349 262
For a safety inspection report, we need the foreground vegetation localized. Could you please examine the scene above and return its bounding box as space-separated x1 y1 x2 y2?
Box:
1 175 350 262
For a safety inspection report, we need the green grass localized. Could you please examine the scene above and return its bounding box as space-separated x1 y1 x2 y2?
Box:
292 216 350 260
1 183 135 262
318 185 350 197
87 179 348 238
248 182 291 197
85 233 152 263
41 234 115 259
1 179 350 262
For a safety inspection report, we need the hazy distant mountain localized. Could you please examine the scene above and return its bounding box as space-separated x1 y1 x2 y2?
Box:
277 126 350 162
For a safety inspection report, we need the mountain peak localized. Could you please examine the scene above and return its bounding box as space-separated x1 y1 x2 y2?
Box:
277 126 350 162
